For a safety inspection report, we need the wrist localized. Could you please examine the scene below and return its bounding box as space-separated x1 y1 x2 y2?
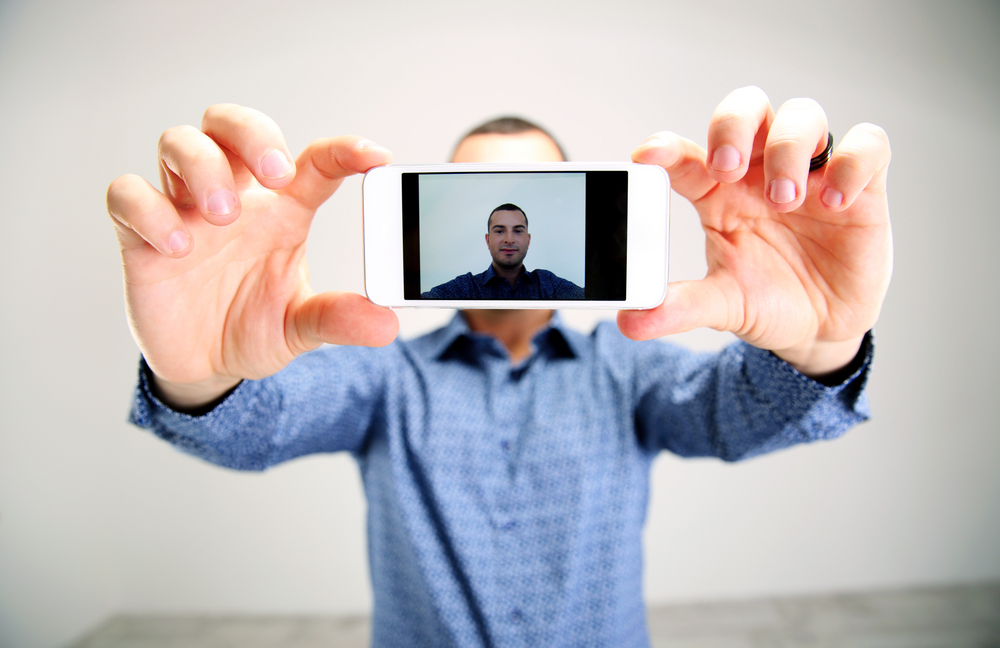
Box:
148 371 242 413
772 333 868 382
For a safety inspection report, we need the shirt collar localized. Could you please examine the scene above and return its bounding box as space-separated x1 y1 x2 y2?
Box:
479 264 498 286
479 264 534 287
428 310 582 361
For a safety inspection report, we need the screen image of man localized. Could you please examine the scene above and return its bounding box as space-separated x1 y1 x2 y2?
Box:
421 203 585 299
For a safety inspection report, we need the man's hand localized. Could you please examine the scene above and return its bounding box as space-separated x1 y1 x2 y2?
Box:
618 87 892 379
107 104 399 408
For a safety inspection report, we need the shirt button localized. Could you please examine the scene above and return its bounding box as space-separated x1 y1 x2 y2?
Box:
500 440 510 451
502 520 517 531
510 608 523 623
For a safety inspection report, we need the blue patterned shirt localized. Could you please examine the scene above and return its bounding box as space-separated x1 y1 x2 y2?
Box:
130 313 872 648
421 264 585 299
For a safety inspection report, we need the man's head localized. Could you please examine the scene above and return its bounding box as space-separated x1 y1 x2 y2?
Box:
451 116 566 163
486 204 530 271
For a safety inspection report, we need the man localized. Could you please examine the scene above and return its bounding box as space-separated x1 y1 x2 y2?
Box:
421 201 585 299
107 87 892 646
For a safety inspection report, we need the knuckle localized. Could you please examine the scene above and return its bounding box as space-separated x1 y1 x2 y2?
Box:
735 85 768 103
106 174 129 200
712 110 747 129
777 98 828 127
201 103 237 129
107 174 143 206
764 136 803 155
781 97 823 113
858 122 891 149
187 147 224 170
832 149 872 177
718 85 770 116
845 123 892 161
158 124 199 152
856 121 887 137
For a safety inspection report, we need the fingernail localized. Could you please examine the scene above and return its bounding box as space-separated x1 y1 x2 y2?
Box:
769 179 796 204
261 150 292 178
167 230 189 253
711 145 740 172
821 187 844 209
206 189 237 215
640 134 666 147
357 139 383 150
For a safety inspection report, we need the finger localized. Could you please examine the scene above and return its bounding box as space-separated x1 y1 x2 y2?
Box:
200 104 297 190
158 125 241 226
631 131 717 203
283 137 393 211
289 291 399 352
706 85 774 183
617 275 740 340
816 123 891 213
107 174 192 257
763 98 829 212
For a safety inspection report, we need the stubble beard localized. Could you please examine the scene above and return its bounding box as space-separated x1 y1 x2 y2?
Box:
494 252 525 271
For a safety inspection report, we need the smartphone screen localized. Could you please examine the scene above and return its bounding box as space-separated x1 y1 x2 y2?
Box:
402 170 627 301
362 162 667 309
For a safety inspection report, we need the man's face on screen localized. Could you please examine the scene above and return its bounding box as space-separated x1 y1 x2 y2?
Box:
486 210 530 270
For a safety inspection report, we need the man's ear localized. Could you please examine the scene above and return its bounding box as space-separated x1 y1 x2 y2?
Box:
485 233 489 247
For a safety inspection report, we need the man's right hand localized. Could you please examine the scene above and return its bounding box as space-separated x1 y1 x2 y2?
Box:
107 104 399 409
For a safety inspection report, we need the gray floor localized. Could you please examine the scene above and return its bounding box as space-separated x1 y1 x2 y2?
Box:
70 582 1000 648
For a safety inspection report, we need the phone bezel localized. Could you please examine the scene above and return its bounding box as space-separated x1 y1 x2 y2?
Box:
362 162 668 309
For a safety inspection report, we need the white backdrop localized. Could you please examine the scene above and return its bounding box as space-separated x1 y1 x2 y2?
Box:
419 172 586 292
1 2 999 648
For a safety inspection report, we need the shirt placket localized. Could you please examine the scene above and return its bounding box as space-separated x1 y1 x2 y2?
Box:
484 349 536 648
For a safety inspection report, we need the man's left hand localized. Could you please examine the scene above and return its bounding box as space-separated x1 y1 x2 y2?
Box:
618 86 892 379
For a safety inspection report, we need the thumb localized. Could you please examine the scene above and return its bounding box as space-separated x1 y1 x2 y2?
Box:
290 291 399 352
617 275 739 341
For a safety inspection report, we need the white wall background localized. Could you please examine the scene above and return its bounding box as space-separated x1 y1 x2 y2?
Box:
1 1 998 647
419 172 586 292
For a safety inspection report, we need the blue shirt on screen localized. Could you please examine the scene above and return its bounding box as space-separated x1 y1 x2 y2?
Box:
130 313 872 648
422 264 585 299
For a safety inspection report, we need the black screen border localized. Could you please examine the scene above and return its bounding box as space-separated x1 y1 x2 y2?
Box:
402 170 627 301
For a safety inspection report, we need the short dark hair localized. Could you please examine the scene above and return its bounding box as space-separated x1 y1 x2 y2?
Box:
488 203 527 230
455 116 568 161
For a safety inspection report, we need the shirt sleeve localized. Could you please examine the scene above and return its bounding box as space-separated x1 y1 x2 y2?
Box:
631 331 874 461
554 278 584 299
422 274 477 299
129 344 394 471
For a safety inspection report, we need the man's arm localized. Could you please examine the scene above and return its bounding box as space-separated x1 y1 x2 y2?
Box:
618 87 891 380
551 275 584 300
130 344 393 470
421 273 477 299
616 327 874 461
530 269 584 299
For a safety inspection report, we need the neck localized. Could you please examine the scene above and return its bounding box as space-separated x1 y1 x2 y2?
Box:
492 262 525 286
462 309 554 363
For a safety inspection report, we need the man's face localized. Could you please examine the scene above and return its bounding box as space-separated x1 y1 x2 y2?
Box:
486 209 530 270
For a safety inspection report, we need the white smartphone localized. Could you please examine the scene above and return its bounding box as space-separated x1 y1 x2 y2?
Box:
362 162 669 309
